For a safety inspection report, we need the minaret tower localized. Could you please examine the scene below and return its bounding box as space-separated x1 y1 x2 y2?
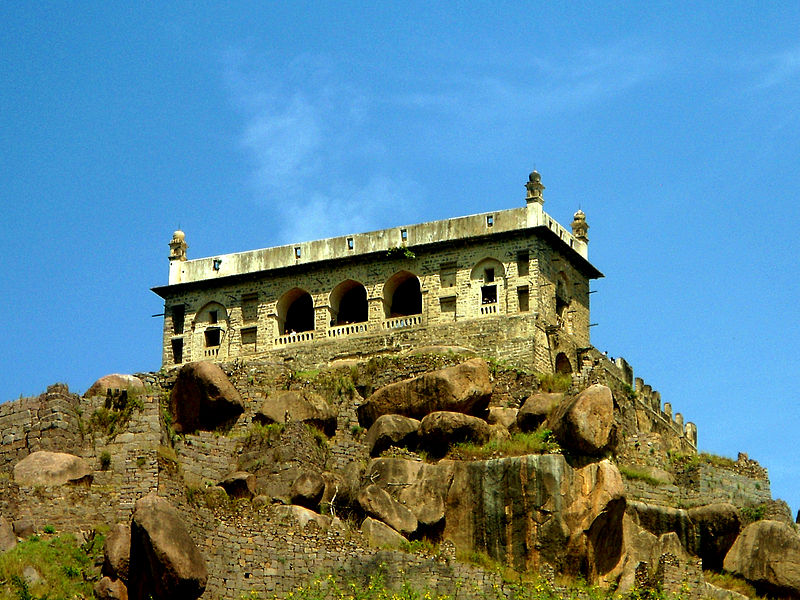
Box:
168 230 188 285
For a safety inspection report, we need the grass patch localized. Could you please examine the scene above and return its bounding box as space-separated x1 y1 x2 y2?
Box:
619 466 665 487
88 387 145 439
452 429 561 460
697 452 736 469
536 372 572 393
242 422 285 446
0 532 104 600
705 571 764 599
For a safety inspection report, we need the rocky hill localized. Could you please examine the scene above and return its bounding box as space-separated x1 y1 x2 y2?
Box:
0 351 797 600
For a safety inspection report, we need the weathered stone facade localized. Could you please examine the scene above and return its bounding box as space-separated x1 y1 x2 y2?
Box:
153 172 601 374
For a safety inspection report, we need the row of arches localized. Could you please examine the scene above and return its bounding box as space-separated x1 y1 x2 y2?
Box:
280 270 421 335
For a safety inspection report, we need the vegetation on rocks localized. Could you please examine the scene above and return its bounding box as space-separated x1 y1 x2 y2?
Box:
450 428 561 460
0 531 104 600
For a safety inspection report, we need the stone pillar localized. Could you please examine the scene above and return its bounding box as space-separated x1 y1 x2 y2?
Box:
651 391 661 412
674 413 684 429
635 377 644 394
663 402 672 419
615 357 633 385
685 422 698 447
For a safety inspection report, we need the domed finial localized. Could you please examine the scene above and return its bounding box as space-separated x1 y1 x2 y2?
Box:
571 209 589 243
169 230 188 261
525 170 545 204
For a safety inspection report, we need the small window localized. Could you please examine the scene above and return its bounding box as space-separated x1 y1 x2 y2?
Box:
241 326 257 349
401 229 408 241
517 251 529 276
347 237 354 250
439 261 457 288
486 215 494 227
204 328 221 348
209 310 218 324
481 285 497 304
517 286 529 312
171 338 183 364
171 304 185 335
485 268 495 283
440 296 456 313
212 258 222 271
294 247 301 259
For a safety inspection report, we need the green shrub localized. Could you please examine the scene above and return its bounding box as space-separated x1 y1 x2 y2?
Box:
42 525 55 534
453 428 561 460
619 466 665 486
536 372 572 393
99 450 112 471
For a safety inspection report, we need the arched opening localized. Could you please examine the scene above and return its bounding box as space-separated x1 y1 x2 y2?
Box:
277 288 315 335
555 352 573 375
193 301 229 358
470 258 505 307
330 280 368 325
383 271 422 318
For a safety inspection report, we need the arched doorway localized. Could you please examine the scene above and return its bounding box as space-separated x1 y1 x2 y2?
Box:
383 271 422 318
330 280 368 325
470 258 505 309
193 301 229 359
277 288 315 334
555 352 573 375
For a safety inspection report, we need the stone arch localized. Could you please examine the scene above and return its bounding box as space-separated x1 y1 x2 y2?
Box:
193 301 229 358
330 280 368 325
470 258 505 306
555 352 573 375
383 271 422 318
277 287 315 335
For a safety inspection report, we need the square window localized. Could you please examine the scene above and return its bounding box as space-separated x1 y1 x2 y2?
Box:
347 237 354 250
400 229 408 241
241 327 257 347
440 296 456 313
485 268 495 283
518 286 530 312
517 251 529 276
209 310 218 324
212 258 222 271
204 328 221 347
486 215 494 227
171 338 183 364
242 293 259 323
439 261 457 288
481 285 497 304
171 304 185 335
294 247 301 259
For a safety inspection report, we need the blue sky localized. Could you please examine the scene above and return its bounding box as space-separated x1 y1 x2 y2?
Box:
2 3 798 512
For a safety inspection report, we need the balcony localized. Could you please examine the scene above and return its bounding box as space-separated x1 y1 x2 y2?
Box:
275 331 315 346
480 303 498 315
327 322 368 338
382 315 422 330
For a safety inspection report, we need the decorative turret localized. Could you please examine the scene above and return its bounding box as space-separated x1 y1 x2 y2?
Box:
169 230 188 262
525 170 545 205
571 210 589 243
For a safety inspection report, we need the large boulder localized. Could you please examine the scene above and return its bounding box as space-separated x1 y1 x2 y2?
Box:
85 374 145 399
723 520 800 597
688 503 741 571
129 494 208 600
548 384 614 455
0 516 16 552
94 577 128 600
290 471 325 509
361 517 407 549
487 407 518 430
357 358 493 427
517 392 562 432
357 484 418 535
170 362 244 432
443 454 626 579
418 411 490 456
366 414 420 456
626 501 696 556
365 458 454 527
273 505 331 530
103 523 131 583
13 451 92 487
255 390 337 436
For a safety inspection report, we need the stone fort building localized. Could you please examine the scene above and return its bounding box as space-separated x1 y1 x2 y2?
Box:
153 171 602 374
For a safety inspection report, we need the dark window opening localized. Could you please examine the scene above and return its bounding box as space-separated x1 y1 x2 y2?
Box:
241 327 257 348
347 237 354 250
336 286 368 325
212 258 222 271
204 328 221 348
283 293 315 334
485 268 495 283
209 310 218 324
481 285 497 304
439 261 457 288
517 251 529 276
401 229 408 241
171 305 185 335
389 277 422 317
556 296 569 321
555 353 573 375
294 247 301 258
440 296 456 313
518 286 529 312
171 338 183 364
486 215 494 227
242 293 259 323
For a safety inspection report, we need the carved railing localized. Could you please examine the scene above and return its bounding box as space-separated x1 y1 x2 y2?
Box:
274 331 314 346
480 303 498 315
382 314 422 330
203 347 219 357
327 322 368 338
